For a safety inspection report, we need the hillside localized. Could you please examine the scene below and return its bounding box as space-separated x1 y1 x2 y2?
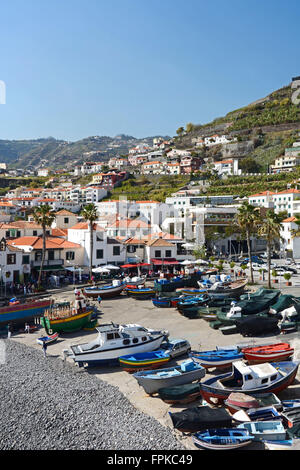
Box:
0 134 170 170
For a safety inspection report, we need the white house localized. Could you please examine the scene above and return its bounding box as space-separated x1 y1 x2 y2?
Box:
280 217 300 258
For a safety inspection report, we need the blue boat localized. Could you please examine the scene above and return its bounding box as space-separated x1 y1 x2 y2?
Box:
0 298 52 325
119 350 170 372
190 348 244 369
192 428 254 450
154 277 185 292
232 406 282 423
177 295 209 310
152 297 171 308
237 420 287 441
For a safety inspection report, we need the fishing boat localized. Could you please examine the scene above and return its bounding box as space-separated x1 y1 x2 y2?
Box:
197 279 248 299
119 350 170 372
190 348 244 369
68 322 168 367
192 428 255 450
169 405 232 433
176 295 210 312
232 406 282 423
241 342 294 364
123 276 146 287
269 294 300 315
36 332 59 346
82 280 124 299
0 297 52 325
224 392 282 414
237 420 286 441
235 315 279 337
199 360 299 406
151 297 172 308
133 359 205 395
264 439 293 450
281 408 300 428
41 295 93 334
154 277 185 293
282 399 300 410
240 287 280 302
125 287 156 299
158 383 202 404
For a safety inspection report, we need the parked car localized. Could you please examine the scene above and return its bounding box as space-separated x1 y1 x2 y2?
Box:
240 256 264 266
275 266 297 275
160 339 191 359
248 262 277 271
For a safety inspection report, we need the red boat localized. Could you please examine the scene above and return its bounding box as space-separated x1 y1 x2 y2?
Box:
242 342 294 364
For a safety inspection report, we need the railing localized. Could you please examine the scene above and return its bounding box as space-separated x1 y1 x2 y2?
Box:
31 259 64 267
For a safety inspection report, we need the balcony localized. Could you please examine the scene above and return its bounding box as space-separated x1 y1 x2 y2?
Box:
31 259 64 268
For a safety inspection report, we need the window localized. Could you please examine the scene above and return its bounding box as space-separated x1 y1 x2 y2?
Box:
48 250 55 261
64 217 69 224
35 251 42 261
7 254 16 265
261 378 269 384
96 249 103 259
155 250 161 258
17 231 21 237
165 250 172 258
113 246 120 256
66 251 75 260
22 255 30 264
5 231 10 238
107 333 114 340
33 230 37 236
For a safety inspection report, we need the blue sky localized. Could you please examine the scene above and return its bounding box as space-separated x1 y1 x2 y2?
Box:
1 0 300 141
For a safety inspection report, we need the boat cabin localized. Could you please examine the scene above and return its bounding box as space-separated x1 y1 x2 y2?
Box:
220 361 280 390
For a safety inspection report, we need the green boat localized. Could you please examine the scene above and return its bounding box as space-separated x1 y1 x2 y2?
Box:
41 295 93 334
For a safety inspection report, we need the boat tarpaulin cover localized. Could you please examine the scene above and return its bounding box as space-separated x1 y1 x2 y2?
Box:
235 315 279 336
158 383 200 401
270 295 300 314
169 406 232 432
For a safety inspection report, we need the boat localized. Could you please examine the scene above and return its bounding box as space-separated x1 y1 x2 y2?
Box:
192 428 255 450
133 359 205 395
123 275 146 287
282 399 300 410
224 392 282 414
199 360 299 406
235 315 279 337
169 405 232 433
264 439 293 450
232 406 282 423
240 287 280 302
0 297 52 325
82 280 124 299
41 295 93 334
36 332 59 346
241 342 294 364
125 287 156 299
216 297 277 326
281 408 300 428
269 294 300 315
190 348 244 369
237 420 286 441
196 279 248 299
151 297 172 308
68 322 168 367
158 383 202 404
119 350 170 372
154 277 185 293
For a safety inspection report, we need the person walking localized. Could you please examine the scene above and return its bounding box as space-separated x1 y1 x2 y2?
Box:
7 323 13 339
25 323 30 334
42 340 48 358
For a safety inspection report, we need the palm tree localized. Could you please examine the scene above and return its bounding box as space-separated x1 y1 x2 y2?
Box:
235 201 260 284
291 214 300 238
257 210 285 288
32 204 56 289
81 203 98 281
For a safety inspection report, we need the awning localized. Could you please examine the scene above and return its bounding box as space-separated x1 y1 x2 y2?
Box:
151 258 180 266
121 263 151 268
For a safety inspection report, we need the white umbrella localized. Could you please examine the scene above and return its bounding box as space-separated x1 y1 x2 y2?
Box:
92 267 110 273
180 260 195 265
194 259 209 265
102 264 120 270
182 243 195 249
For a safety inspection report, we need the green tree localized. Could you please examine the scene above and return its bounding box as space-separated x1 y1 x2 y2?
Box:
81 203 98 281
176 127 184 136
257 210 285 288
32 204 56 288
291 214 300 238
235 201 260 284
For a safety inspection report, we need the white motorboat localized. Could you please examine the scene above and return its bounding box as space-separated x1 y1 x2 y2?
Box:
67 322 169 367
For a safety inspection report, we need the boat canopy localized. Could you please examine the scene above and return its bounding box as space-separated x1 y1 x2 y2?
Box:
231 361 280 390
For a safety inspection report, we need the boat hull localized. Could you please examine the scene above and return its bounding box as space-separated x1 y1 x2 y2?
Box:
41 309 93 333
200 362 299 406
0 299 51 324
70 334 166 367
83 285 124 299
192 429 254 450
242 343 294 364
191 349 244 369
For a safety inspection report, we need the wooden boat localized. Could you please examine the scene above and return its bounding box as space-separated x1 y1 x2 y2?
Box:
242 342 294 364
151 297 171 308
176 294 209 310
281 408 300 428
192 428 254 450
133 359 205 395
119 350 170 372
224 392 282 414
36 332 59 346
169 405 232 433
232 406 282 423
123 276 146 287
41 295 93 334
199 360 299 406
235 315 279 337
68 322 168 367
237 420 286 441
154 277 185 293
240 287 280 302
264 439 293 450
126 287 156 299
190 348 244 369
282 399 300 410
82 281 124 299
0 298 52 325
158 383 202 404
196 279 248 299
